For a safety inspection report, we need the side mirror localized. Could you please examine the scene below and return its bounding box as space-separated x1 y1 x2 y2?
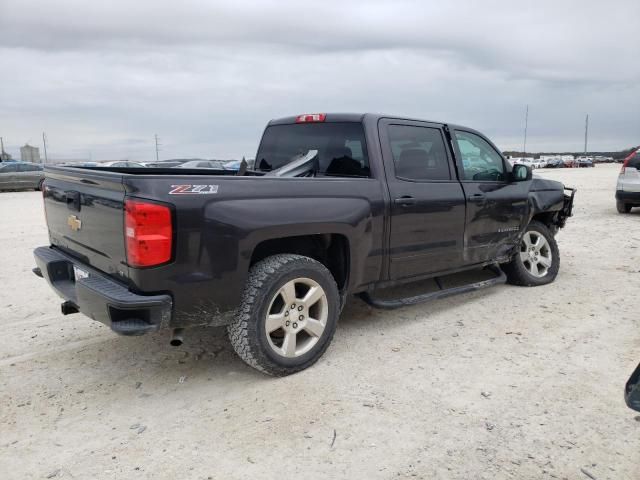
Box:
512 164 532 182
625 363 640 411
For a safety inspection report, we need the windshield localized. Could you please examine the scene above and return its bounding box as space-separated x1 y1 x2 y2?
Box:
256 122 370 177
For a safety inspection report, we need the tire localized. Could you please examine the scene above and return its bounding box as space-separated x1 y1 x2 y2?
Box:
227 254 340 376
503 221 560 286
36 179 44 191
617 200 632 214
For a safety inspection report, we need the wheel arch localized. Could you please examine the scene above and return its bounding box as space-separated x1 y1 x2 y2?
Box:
249 233 351 292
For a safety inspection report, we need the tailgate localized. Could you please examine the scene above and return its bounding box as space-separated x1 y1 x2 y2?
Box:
621 166 640 192
43 167 129 281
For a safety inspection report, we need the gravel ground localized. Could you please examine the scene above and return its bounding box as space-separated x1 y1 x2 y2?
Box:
1 164 638 479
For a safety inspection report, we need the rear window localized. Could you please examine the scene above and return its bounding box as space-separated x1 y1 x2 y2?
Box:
387 125 451 181
256 122 370 177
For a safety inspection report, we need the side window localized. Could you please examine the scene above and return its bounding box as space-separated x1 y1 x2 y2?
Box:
17 164 30 172
455 131 505 181
387 125 451 181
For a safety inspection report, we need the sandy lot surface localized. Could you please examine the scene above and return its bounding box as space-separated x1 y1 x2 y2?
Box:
1 163 639 479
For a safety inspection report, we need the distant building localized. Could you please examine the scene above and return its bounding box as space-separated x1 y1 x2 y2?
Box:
20 144 41 163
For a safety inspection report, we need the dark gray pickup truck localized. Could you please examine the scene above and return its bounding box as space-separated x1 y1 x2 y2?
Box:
33 113 575 375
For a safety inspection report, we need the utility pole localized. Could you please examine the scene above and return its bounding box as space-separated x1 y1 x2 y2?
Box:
42 132 49 164
0 136 5 156
583 114 589 155
523 104 529 156
154 134 161 162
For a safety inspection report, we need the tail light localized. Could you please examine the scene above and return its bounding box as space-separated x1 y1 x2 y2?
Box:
125 199 173 267
295 113 326 123
621 150 638 174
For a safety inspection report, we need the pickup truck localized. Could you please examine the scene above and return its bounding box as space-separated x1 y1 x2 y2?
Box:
33 113 575 375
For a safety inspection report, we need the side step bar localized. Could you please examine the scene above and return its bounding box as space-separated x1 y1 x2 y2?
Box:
359 265 507 310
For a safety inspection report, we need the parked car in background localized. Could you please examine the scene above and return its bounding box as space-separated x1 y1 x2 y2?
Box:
509 157 537 168
531 158 547 169
177 160 227 169
144 160 189 168
99 161 147 168
222 160 242 170
0 162 45 191
546 158 565 168
59 162 100 167
616 148 640 213
577 158 594 168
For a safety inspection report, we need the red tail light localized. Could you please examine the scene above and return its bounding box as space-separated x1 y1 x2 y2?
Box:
621 150 638 173
295 113 326 123
125 199 173 267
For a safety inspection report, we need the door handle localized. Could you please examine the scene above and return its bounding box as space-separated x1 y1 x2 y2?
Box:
394 196 416 206
467 193 486 202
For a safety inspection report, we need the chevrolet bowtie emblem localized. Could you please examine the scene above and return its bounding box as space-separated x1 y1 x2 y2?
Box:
67 215 82 232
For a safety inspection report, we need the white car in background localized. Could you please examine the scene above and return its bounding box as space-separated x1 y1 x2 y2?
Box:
616 148 640 213
532 158 547 169
100 161 147 168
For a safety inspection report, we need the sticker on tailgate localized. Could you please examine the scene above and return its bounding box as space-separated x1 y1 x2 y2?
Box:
169 185 218 195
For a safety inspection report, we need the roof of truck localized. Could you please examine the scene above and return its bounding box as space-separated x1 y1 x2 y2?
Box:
268 113 447 126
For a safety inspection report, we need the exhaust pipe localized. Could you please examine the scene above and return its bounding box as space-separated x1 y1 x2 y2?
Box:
170 328 184 347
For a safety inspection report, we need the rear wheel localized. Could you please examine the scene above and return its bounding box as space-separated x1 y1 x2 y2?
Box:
617 200 632 214
503 221 560 286
36 179 44 191
227 254 339 376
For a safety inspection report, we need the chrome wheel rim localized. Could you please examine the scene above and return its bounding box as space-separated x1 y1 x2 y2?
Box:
265 277 328 358
519 231 552 278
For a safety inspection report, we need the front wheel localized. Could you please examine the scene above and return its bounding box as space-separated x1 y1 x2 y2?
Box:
227 254 340 376
503 221 560 286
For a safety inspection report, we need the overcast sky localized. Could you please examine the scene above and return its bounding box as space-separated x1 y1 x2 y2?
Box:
1 0 639 161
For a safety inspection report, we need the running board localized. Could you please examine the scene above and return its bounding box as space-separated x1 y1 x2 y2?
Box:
359 265 506 310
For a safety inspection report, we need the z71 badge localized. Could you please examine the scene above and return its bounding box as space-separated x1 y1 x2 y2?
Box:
169 185 219 195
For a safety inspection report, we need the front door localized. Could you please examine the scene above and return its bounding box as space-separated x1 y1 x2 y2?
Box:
451 129 529 264
379 119 466 280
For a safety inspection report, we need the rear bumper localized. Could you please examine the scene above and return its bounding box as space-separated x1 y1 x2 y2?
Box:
616 190 640 203
33 246 172 336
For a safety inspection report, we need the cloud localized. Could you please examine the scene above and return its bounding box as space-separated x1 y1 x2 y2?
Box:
1 0 638 159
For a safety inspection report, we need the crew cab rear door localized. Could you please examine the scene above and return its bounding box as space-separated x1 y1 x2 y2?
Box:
450 128 529 263
379 118 466 280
